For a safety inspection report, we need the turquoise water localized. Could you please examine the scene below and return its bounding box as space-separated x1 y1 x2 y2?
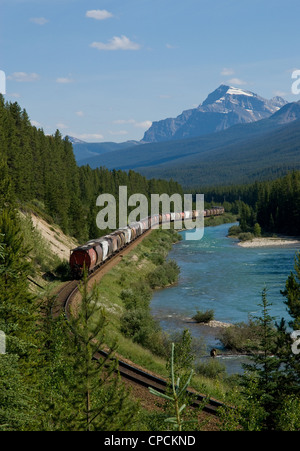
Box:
151 223 300 374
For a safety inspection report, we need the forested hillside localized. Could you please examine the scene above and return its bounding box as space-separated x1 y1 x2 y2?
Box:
0 95 183 243
201 171 300 236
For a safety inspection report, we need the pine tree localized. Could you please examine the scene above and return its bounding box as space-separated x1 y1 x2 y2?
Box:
0 213 39 430
279 252 300 393
35 299 78 431
66 273 139 431
240 289 282 430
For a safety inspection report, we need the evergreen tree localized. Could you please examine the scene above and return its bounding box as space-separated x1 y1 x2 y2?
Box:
0 210 39 430
66 273 139 431
35 299 78 431
278 252 300 394
240 289 282 430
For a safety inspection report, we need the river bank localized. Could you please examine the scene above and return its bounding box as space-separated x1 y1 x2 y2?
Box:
237 236 300 248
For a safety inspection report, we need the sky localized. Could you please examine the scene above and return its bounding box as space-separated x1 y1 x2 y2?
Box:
1 0 300 142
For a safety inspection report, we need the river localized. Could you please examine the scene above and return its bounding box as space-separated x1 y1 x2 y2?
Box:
150 223 300 375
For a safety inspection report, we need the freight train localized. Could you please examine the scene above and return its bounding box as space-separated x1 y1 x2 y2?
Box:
69 207 225 279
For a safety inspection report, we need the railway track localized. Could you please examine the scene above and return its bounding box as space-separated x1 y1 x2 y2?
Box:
51 229 226 418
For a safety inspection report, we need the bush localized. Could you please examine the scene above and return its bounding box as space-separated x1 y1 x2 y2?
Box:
253 223 262 237
196 359 226 380
193 309 214 323
149 253 165 266
148 260 180 289
228 225 242 236
54 261 71 281
218 318 271 353
238 232 254 242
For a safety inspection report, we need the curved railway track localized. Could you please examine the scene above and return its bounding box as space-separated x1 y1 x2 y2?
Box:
51 228 226 418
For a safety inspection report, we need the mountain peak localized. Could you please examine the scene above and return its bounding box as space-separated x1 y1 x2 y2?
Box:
201 85 255 107
270 100 300 124
142 85 288 143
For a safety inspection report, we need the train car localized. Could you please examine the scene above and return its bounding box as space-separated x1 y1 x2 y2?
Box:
119 227 132 244
151 214 160 227
70 244 98 278
97 238 109 261
141 217 150 230
87 241 103 266
113 230 126 247
106 235 118 253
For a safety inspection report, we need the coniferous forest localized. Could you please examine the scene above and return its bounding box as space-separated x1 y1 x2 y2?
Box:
200 170 300 236
0 95 183 243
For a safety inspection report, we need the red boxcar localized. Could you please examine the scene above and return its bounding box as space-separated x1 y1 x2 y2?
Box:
70 245 97 278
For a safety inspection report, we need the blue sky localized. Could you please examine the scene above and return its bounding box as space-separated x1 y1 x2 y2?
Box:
1 0 300 142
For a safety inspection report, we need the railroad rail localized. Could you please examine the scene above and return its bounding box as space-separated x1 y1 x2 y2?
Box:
51 227 226 418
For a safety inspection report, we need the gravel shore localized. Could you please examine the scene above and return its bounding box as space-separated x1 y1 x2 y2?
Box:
237 237 300 248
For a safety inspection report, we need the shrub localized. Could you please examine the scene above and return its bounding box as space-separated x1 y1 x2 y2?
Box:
218 318 272 353
196 359 226 380
253 223 262 237
228 225 242 236
148 260 180 289
238 232 254 242
193 309 214 324
149 253 165 266
54 261 71 281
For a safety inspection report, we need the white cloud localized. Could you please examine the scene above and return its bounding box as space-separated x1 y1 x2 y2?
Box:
8 72 40 82
86 10 113 20
113 119 152 129
91 36 141 51
31 120 42 128
228 77 247 86
134 120 152 129
7 92 21 98
56 77 74 84
273 90 288 98
221 68 235 76
166 43 177 49
76 111 84 117
56 123 68 129
73 133 104 141
30 17 49 25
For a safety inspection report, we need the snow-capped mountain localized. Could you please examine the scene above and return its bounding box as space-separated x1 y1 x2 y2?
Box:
142 85 288 143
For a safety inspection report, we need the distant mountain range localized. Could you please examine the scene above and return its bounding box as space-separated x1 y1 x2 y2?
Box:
67 138 140 163
70 85 300 187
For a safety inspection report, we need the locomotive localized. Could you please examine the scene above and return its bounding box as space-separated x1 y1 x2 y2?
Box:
69 207 225 279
